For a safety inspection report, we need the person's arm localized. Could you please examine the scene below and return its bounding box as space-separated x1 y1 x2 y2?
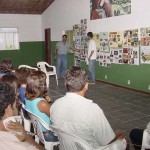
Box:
70 46 80 52
38 100 50 116
44 95 51 103
147 121 150 133
88 50 94 61
54 47 58 61
6 121 44 150
108 130 125 144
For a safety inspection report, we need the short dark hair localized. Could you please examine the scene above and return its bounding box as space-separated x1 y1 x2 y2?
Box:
25 70 47 100
0 58 13 74
87 32 93 38
0 82 15 119
65 66 88 92
1 74 20 100
62 34 67 38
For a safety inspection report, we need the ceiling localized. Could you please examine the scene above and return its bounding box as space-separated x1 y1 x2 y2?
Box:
0 0 54 14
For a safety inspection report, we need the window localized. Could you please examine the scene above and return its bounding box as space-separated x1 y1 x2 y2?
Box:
0 28 19 50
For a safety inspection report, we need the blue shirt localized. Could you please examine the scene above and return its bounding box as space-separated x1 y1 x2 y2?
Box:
56 41 71 55
25 97 51 131
19 87 26 104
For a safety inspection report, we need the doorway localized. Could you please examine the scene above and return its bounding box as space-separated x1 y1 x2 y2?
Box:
45 28 51 64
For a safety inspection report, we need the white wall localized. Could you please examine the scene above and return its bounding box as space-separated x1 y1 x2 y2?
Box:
42 0 150 41
0 14 42 42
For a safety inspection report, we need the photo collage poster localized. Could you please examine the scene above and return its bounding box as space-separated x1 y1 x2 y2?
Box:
73 19 88 66
90 0 131 20
94 32 110 67
123 29 139 65
80 19 88 62
140 27 150 64
109 32 124 65
110 48 123 64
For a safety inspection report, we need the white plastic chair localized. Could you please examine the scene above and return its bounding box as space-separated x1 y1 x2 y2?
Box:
51 127 127 150
18 65 38 70
37 61 58 87
23 107 59 150
21 104 32 133
141 129 150 150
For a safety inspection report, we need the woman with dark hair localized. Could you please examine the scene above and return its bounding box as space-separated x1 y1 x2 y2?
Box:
1 74 21 113
25 71 58 142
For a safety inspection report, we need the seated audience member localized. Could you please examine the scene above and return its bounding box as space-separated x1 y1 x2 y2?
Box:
130 122 150 150
0 82 44 150
1 74 21 113
25 71 58 142
50 66 128 149
15 68 51 105
0 58 14 78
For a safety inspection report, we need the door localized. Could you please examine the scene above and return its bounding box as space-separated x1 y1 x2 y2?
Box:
45 28 51 64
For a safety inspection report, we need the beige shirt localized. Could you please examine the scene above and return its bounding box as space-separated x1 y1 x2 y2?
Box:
0 131 38 150
51 93 115 149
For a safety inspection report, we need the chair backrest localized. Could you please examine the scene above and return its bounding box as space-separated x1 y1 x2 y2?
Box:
51 128 93 150
37 62 47 72
141 129 150 150
18 65 38 70
37 61 56 73
51 127 127 150
23 106 53 143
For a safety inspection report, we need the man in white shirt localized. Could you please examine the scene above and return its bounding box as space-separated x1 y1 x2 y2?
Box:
87 32 97 84
51 66 127 149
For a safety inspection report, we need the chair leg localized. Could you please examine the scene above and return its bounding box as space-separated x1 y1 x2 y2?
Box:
46 75 49 87
55 74 58 85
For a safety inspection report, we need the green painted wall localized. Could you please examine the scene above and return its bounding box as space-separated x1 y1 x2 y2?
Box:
0 41 44 68
81 61 150 93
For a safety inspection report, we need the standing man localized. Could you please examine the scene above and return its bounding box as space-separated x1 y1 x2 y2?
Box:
87 32 97 84
54 34 77 79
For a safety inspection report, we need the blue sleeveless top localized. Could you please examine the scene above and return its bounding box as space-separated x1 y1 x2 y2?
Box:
25 97 51 131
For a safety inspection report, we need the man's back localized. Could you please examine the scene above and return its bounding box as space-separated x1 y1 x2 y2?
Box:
51 92 115 149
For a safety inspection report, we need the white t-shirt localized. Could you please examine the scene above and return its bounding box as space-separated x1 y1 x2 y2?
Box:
88 39 97 60
0 131 38 150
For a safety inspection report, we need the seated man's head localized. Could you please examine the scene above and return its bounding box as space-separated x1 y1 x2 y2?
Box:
0 82 17 121
65 66 88 95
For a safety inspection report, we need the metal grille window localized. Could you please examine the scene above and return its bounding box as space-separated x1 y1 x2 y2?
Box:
0 28 19 50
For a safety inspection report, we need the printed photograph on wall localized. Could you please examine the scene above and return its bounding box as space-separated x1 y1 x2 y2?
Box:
140 46 150 64
109 32 124 48
140 27 150 46
90 0 131 20
99 32 109 52
123 29 139 48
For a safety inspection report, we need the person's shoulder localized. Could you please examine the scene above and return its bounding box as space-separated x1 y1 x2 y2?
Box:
51 96 65 107
87 100 103 113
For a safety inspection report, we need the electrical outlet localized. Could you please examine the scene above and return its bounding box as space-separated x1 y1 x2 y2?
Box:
148 85 150 90
105 75 107 79
128 80 130 85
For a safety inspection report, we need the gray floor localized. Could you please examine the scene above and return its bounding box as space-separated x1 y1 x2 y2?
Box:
48 77 150 150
